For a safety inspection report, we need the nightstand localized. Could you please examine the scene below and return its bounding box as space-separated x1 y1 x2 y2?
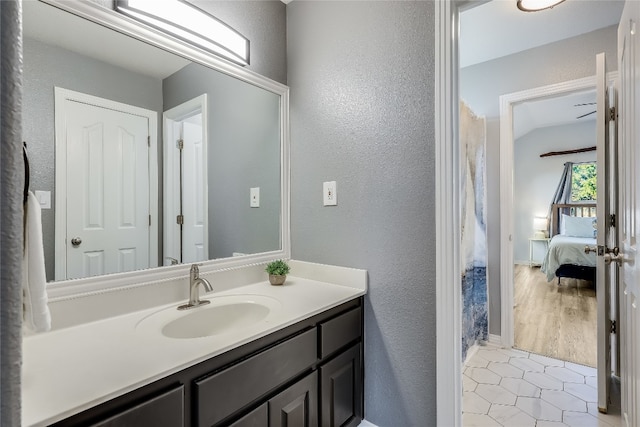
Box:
529 237 550 267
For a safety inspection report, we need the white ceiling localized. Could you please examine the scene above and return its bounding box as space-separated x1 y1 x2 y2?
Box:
461 0 623 138
22 0 190 80
460 0 625 68
512 88 596 139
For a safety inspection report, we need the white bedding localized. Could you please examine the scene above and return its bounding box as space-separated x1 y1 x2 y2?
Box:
540 235 597 281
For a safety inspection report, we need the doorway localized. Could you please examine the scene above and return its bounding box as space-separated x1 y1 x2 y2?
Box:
163 94 209 265
504 82 602 369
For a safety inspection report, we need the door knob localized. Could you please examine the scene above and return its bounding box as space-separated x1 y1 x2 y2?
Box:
604 247 623 266
606 246 620 256
70 237 82 247
584 245 597 254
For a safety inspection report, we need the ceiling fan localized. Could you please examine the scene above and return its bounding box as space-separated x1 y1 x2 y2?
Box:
575 102 596 119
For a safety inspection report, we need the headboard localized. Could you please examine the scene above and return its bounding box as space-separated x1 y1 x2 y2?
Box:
550 203 597 237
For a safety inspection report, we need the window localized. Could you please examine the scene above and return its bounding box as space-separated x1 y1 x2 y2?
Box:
571 162 597 202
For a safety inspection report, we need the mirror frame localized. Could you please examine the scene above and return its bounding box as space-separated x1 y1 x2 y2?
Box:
40 0 290 300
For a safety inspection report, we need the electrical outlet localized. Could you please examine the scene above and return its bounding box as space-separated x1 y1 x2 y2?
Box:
250 187 260 207
323 181 337 206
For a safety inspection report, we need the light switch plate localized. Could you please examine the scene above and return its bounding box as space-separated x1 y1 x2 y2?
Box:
250 187 260 207
34 190 51 209
323 181 337 206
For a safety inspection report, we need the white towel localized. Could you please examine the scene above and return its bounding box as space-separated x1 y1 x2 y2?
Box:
23 191 51 333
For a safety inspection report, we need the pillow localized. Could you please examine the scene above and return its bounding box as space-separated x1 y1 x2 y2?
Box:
561 214 597 238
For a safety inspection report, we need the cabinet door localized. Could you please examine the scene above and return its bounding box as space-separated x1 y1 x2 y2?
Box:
269 372 318 427
319 345 362 427
228 403 268 427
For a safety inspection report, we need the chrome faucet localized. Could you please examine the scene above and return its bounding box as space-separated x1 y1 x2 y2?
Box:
178 264 213 310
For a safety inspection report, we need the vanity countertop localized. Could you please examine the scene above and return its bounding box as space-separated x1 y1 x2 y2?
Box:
22 261 366 427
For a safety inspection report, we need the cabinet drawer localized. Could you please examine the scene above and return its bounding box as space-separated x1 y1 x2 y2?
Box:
90 385 184 427
319 307 361 358
195 328 317 426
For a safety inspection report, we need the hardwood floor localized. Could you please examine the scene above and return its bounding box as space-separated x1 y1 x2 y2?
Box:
513 264 597 367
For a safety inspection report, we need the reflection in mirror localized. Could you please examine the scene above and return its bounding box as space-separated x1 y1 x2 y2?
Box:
22 0 284 283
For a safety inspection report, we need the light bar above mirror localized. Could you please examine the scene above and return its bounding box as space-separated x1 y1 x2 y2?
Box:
115 0 249 66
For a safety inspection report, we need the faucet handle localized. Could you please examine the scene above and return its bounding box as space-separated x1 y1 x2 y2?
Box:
190 263 203 276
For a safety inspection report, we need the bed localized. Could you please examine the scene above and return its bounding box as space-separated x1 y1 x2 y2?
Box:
540 203 597 284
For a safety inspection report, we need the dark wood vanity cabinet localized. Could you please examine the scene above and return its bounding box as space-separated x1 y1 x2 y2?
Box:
51 298 363 427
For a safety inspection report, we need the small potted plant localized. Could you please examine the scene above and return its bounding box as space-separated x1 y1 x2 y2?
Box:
265 259 290 286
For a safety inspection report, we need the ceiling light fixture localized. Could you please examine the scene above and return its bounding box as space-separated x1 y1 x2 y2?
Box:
517 0 566 12
115 0 249 66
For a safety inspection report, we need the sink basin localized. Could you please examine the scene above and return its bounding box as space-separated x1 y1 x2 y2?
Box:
136 295 281 339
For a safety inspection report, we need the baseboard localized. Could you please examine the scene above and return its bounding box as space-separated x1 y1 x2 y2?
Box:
358 420 379 427
464 341 482 366
488 334 502 346
464 336 502 364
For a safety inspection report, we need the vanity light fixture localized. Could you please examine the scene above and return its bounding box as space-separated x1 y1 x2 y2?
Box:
516 0 566 12
115 0 249 66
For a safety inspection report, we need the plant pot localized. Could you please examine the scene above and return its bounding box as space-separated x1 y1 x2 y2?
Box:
269 274 286 286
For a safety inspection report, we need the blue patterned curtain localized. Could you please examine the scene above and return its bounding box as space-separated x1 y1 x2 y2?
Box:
460 102 488 361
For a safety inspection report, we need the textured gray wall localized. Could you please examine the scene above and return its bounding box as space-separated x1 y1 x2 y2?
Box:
460 25 618 336
287 2 436 425
22 38 163 281
1 1 23 425
163 63 281 259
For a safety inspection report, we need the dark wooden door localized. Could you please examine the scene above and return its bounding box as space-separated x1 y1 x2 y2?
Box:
268 372 318 427
228 403 268 427
319 345 362 427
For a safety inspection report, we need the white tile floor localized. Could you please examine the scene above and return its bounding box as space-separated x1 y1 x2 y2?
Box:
462 345 622 427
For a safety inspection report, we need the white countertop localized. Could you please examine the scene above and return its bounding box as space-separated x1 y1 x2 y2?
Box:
22 262 366 426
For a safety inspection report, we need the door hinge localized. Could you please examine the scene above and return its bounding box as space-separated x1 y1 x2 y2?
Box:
177 139 184 150
609 106 616 121
176 214 184 225
610 213 616 228
149 215 151 226
610 320 617 334
147 135 150 147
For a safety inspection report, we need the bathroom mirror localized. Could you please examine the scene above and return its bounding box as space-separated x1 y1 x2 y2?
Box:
22 0 290 297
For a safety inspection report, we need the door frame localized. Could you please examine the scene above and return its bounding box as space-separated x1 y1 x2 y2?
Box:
162 94 209 265
498 73 617 348
435 2 462 426
54 87 159 280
